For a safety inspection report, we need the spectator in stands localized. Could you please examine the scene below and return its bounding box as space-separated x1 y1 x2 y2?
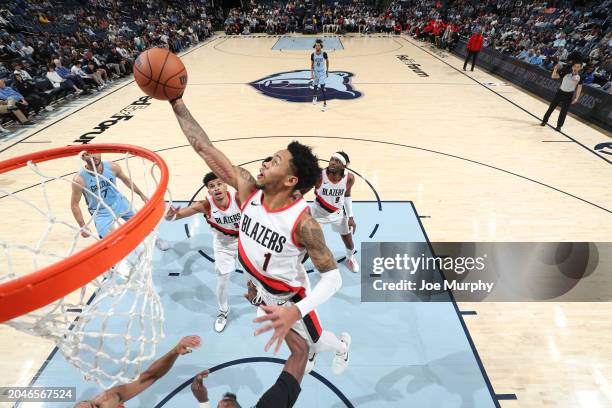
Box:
46 63 82 95
554 46 569 63
528 49 545 66
71 61 104 90
463 29 483 71
13 62 33 80
106 48 127 76
553 33 567 48
581 65 595 85
541 62 583 132
82 52 110 84
13 73 54 114
394 20 403 35
53 60 88 92
0 79 32 125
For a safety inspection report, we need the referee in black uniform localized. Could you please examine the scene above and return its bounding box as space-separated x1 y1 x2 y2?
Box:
541 61 583 131
191 328 308 408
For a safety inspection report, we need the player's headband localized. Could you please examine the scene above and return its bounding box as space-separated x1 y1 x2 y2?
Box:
332 153 347 166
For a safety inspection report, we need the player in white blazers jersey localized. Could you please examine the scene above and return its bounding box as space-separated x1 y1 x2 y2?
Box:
165 172 241 333
170 97 350 407
310 151 360 273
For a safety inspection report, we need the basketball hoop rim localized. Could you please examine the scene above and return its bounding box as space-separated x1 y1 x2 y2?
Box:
0 144 169 323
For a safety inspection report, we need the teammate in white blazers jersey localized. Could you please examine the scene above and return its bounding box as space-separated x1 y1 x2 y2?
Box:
170 97 350 407
165 172 241 333
311 151 359 273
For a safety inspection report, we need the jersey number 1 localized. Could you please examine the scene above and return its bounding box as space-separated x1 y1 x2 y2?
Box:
263 252 272 272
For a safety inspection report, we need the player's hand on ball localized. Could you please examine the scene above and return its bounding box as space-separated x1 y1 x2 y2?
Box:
175 335 201 355
253 305 301 354
165 205 181 221
191 370 210 402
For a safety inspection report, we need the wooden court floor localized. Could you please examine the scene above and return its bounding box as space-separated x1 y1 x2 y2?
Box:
1 34 611 407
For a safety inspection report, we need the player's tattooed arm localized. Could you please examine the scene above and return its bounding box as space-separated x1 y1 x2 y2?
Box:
297 214 337 272
170 99 257 199
170 99 237 187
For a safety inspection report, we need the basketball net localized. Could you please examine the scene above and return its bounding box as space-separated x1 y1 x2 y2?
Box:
0 146 167 388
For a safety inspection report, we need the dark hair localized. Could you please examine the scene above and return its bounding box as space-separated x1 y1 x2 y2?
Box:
287 141 321 192
203 171 219 187
335 151 350 165
262 156 273 164
221 392 241 408
313 39 323 48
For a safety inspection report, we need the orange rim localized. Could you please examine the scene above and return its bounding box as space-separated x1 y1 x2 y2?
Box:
0 144 168 323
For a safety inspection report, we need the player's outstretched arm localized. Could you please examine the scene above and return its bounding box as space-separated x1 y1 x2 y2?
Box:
282 329 309 384
108 335 201 403
254 330 308 408
165 200 208 221
169 98 256 200
111 162 148 202
190 370 210 404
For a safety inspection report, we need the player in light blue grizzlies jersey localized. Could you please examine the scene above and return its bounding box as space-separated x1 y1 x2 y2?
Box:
70 152 169 250
311 39 329 112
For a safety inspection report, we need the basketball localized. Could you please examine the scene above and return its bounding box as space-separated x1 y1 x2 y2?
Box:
133 48 187 100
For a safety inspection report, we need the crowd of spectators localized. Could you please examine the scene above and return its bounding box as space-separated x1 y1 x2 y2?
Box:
392 0 612 92
223 0 611 92
0 0 609 135
0 0 217 134
222 1 382 36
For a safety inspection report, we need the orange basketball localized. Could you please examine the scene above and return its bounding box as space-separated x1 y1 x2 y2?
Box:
133 48 187 100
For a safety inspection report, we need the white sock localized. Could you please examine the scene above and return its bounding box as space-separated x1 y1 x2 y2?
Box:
311 330 346 355
216 272 229 313
346 248 355 258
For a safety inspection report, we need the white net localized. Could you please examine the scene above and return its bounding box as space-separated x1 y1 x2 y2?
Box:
0 148 167 388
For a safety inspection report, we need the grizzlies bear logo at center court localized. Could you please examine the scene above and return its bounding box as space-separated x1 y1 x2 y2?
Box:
250 70 362 103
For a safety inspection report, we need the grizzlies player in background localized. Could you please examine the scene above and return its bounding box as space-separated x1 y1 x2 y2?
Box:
311 39 329 112
71 152 169 250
